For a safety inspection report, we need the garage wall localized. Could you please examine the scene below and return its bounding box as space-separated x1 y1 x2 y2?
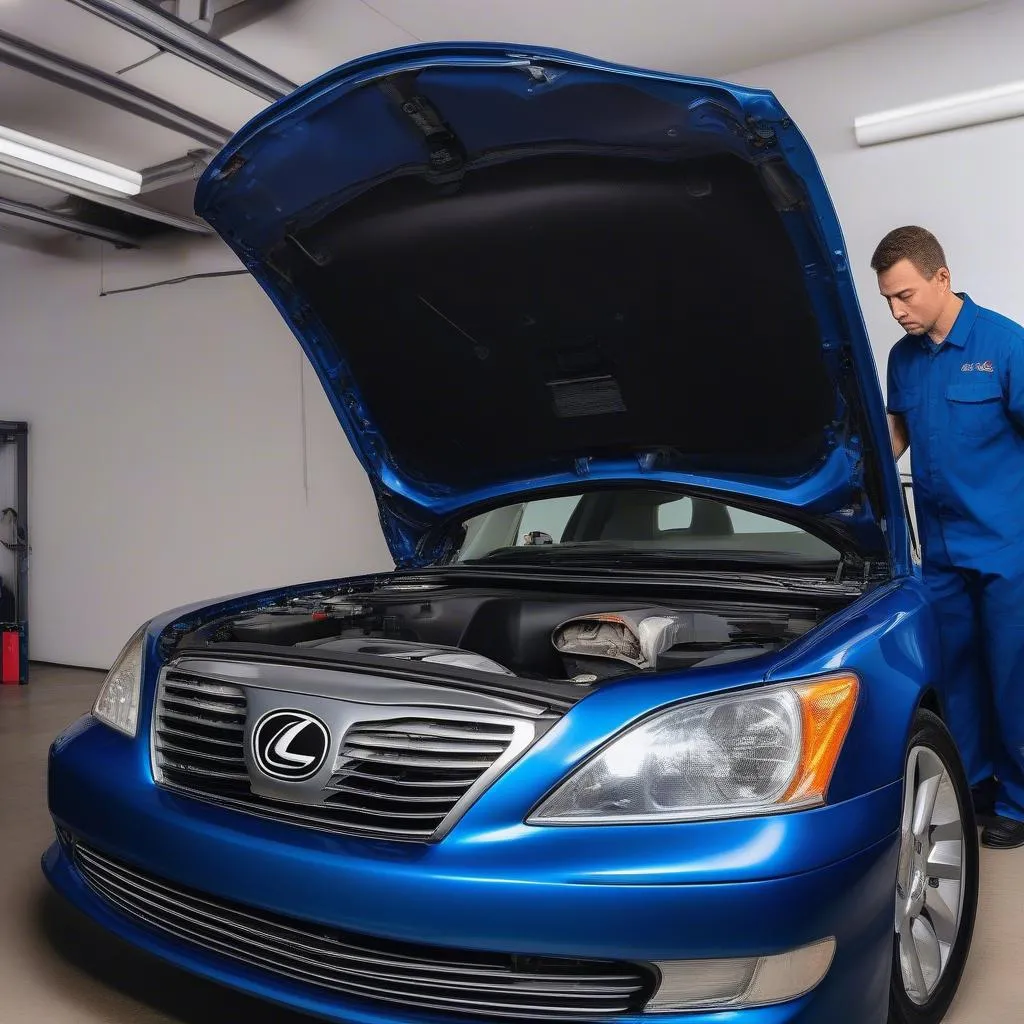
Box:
730 0 1024 396
0 233 392 670
5 0 1022 669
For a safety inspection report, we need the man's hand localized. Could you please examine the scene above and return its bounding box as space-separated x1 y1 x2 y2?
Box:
888 412 909 460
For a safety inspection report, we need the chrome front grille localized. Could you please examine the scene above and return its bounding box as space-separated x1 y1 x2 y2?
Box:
73 842 654 1020
325 718 517 839
153 673 249 798
152 669 526 841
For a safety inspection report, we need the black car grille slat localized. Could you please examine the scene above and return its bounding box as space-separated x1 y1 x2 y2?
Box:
73 843 652 1019
340 747 498 770
155 745 246 768
332 765 481 789
157 724 243 750
320 798 449 821
157 708 245 733
160 693 247 716
327 783 460 805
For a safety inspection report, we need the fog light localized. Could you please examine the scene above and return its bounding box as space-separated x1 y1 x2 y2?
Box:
646 938 836 1012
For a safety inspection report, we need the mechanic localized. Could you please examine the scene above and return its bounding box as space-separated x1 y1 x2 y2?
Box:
874 225 1024 849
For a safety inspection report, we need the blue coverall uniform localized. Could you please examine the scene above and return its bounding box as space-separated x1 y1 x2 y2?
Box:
887 293 1024 821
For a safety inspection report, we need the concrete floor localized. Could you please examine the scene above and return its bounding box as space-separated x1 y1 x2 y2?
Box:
1 666 1021 1024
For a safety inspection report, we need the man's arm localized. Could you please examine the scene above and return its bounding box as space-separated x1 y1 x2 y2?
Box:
885 345 909 460
888 412 909 460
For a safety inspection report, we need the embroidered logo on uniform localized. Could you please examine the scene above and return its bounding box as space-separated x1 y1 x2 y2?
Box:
961 360 995 373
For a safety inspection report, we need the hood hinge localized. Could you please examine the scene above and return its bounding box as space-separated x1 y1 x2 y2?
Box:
834 553 884 586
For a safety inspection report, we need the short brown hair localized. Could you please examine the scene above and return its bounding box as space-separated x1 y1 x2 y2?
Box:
870 225 948 278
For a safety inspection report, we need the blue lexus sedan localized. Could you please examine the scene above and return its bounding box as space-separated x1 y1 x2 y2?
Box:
44 42 978 1024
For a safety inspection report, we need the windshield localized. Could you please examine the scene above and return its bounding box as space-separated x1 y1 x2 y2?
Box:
451 489 839 566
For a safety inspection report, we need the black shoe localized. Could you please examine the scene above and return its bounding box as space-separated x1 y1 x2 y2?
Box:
981 816 1024 849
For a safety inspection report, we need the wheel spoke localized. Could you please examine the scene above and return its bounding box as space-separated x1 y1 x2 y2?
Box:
919 913 943 985
927 845 963 882
896 898 912 934
924 888 958 945
901 930 928 998
930 819 963 844
913 773 942 838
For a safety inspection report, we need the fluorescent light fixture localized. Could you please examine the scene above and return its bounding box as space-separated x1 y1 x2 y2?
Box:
0 125 141 194
855 80 1024 147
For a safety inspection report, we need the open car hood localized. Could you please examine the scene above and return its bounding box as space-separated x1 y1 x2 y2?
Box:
195 43 907 573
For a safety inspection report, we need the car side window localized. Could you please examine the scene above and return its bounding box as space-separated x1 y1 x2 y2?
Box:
727 508 803 534
657 497 693 531
516 496 583 545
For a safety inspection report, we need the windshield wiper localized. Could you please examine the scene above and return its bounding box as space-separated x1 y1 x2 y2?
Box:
460 546 837 571
459 543 621 565
438 562 860 595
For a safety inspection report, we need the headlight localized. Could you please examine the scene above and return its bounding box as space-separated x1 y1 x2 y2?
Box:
92 622 150 737
529 674 858 824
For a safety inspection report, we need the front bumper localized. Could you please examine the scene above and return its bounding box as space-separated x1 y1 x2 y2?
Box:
45 715 901 1024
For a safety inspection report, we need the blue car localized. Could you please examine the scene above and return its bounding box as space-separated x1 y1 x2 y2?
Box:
44 42 978 1024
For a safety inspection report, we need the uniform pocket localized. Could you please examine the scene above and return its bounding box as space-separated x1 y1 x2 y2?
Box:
945 380 1005 439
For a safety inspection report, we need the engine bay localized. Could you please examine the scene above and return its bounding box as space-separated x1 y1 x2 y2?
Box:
175 574 836 690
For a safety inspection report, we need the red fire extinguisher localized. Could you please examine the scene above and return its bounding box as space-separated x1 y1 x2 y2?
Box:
1 629 19 684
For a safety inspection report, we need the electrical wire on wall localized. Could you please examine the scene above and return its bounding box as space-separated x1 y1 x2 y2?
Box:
94 237 248 297
0 508 23 554
98 269 247 297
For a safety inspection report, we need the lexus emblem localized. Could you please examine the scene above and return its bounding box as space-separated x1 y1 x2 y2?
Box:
252 710 331 782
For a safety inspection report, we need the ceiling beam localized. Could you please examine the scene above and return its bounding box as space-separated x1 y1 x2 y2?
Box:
0 29 231 149
66 0 296 101
140 151 211 192
0 195 141 246
0 160 213 233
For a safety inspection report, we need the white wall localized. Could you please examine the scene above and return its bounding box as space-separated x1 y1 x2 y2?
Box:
0 232 392 670
730 0 1024 390
5 0 1023 667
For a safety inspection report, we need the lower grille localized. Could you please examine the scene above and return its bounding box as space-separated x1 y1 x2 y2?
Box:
73 843 654 1020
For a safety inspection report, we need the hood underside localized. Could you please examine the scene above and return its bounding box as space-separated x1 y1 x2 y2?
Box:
195 43 906 570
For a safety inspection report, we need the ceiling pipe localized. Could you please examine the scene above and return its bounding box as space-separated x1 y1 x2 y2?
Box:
66 0 297 101
0 29 231 149
0 161 213 233
0 195 141 246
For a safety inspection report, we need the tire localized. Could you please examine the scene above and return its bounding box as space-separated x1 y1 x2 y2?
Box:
888 709 979 1023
